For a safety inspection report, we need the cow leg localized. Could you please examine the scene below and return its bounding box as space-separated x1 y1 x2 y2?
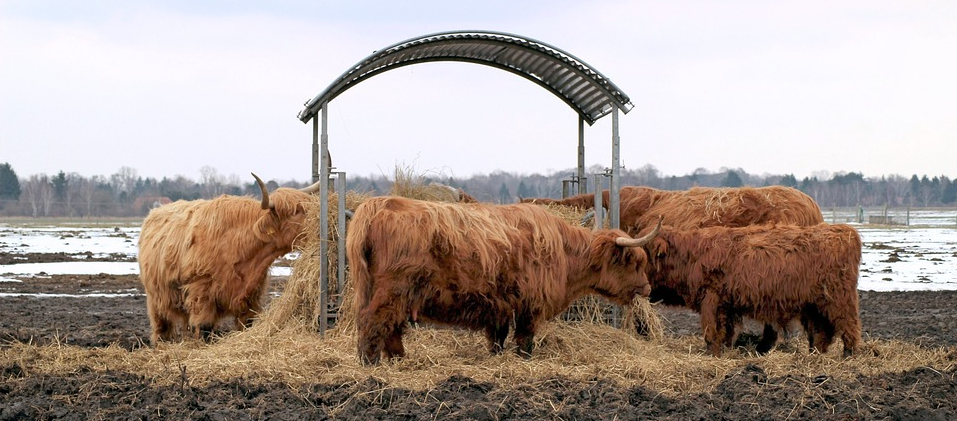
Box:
233 279 267 330
827 300 862 358
755 324 779 354
802 307 835 354
485 324 510 354
145 282 189 344
383 325 406 360
839 317 862 358
722 307 741 349
234 296 262 330
146 299 181 344
513 312 538 359
187 301 219 342
699 291 724 357
357 288 409 365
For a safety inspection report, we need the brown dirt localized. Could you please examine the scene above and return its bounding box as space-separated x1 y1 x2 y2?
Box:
2 254 957 420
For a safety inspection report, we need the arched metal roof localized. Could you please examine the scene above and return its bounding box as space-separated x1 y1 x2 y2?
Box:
297 30 633 125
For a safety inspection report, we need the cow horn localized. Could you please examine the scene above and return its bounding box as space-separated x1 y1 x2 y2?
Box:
615 215 663 247
299 179 322 194
251 172 271 210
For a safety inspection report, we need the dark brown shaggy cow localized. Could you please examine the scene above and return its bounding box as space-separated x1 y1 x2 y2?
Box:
347 196 661 365
646 223 863 357
138 174 319 344
523 185 824 352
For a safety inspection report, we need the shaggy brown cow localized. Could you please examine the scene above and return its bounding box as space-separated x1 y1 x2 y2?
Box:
523 185 824 352
519 190 610 209
348 196 661 365
138 174 319 344
645 223 863 357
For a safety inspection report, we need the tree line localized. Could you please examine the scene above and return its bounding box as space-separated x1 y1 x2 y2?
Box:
1 162 955 218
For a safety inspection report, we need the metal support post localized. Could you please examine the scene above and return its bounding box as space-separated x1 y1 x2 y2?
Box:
578 116 586 195
610 107 621 230
319 104 330 335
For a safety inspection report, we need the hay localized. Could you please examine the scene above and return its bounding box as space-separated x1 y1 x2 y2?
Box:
389 165 463 202
5 325 955 399
250 190 369 335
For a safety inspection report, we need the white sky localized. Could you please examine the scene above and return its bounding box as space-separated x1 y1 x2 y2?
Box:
2 1 956 183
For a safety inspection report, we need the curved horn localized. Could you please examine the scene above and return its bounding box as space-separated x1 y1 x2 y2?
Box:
251 172 271 210
299 179 322 194
615 215 663 247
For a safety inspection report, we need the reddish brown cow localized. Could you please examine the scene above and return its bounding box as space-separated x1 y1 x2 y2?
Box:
645 223 863 357
617 186 823 233
138 174 318 344
347 196 660 365
523 185 824 351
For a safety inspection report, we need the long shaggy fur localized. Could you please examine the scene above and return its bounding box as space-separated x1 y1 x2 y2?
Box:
138 187 317 344
522 185 825 350
348 196 655 365
647 223 863 357
520 186 823 233
618 186 824 234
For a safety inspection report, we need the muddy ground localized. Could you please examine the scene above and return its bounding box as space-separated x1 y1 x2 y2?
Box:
2 254 957 420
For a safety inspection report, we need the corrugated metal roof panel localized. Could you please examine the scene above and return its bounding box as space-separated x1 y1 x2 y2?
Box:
298 30 633 125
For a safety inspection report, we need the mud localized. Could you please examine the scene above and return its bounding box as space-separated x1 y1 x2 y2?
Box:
2 253 957 420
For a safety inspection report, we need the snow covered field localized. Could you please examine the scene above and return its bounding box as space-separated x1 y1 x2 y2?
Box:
1 218 956 291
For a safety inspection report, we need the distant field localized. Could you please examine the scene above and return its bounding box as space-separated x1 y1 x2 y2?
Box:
822 207 957 227
0 216 143 227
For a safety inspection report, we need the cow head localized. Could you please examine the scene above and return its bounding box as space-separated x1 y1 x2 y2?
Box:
251 173 320 247
587 217 662 304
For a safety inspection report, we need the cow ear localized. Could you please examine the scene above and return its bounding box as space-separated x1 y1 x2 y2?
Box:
254 211 280 242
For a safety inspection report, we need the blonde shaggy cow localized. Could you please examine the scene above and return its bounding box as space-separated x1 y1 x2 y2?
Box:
138 173 318 344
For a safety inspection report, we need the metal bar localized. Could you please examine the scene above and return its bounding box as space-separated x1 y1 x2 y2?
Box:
312 118 319 183
610 107 621 230
335 171 347 303
593 174 604 231
319 104 330 335
578 116 586 194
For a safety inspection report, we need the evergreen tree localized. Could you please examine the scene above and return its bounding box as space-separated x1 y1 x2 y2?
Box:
516 180 533 199
721 170 744 187
909 174 921 205
942 177 957 204
0 163 21 204
779 174 798 187
52 171 68 200
498 183 511 204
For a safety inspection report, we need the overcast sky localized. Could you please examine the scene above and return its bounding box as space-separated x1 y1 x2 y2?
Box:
2 1 955 183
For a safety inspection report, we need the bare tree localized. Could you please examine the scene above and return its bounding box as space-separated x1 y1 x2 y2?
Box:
22 175 54 217
77 175 109 217
110 166 138 202
200 166 226 199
